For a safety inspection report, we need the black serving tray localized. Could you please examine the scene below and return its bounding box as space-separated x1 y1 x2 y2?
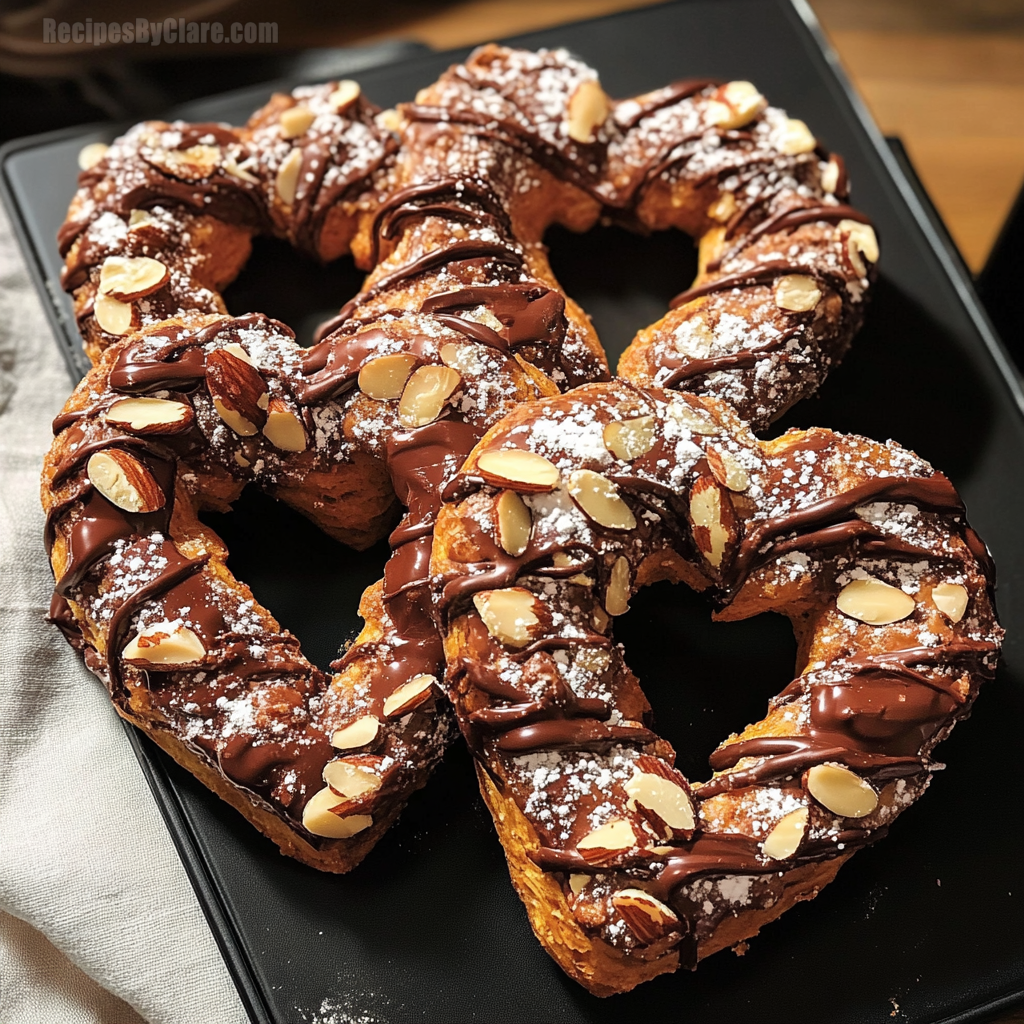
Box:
4 3 1024 1022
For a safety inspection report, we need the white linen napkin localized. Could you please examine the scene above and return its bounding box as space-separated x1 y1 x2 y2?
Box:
0 202 247 1024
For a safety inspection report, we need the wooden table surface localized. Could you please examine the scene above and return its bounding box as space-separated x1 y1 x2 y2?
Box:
342 3 1023 1021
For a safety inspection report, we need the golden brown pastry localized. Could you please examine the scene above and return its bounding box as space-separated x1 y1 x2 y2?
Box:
431 381 1001 995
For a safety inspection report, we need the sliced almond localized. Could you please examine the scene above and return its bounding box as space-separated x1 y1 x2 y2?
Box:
78 142 109 170
301 786 372 839
378 108 402 133
262 399 307 452
206 347 269 436
87 450 165 513
476 449 560 491
496 489 532 557
223 154 260 184
398 365 461 427
567 470 637 531
705 447 750 492
820 157 840 194
762 806 809 860
605 556 631 616
778 117 816 155
358 353 418 400
328 80 361 112
150 144 220 181
839 219 880 276
568 873 590 896
603 415 656 461
323 758 381 799
331 716 381 750
122 621 205 664
275 147 303 206
233 451 250 468
806 763 878 818
932 582 968 623
706 81 765 129
836 578 915 625
104 397 193 435
667 401 719 435
774 274 822 313
382 674 436 719
577 818 636 864
472 588 543 648
689 476 736 569
128 209 158 230
94 292 135 336
280 105 315 139
221 342 255 366
567 79 610 143
98 256 169 302
592 604 611 633
611 889 680 945
624 767 695 832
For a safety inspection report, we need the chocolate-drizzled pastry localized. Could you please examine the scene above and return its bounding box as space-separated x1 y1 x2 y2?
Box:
431 381 1001 995
46 46 883 883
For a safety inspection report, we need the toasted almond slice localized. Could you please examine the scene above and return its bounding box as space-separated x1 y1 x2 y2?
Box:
569 873 590 896
223 154 260 183
275 147 303 205
476 449 560 491
220 342 255 366
213 399 258 437
820 157 840 194
689 477 733 569
378 108 402 133
262 399 307 452
774 274 822 313
78 141 109 170
87 450 165 513
578 819 636 855
779 117 816 155
762 806 809 859
605 556 631 616
128 209 157 230
807 763 878 818
98 256 169 302
104 397 192 435
382 674 436 718
473 588 542 648
233 451 251 468
932 582 968 623
839 219 880 276
496 489 532 557
836 578 915 625
603 415 656 461
567 470 637 530
667 401 719 435
612 889 680 944
567 79 610 143
706 81 765 129
358 353 418 400
323 759 381 799
301 786 372 838
123 621 205 664
624 768 695 831
706 447 750 492
94 292 134 335
398 365 461 427
280 105 315 139
329 80 361 111
331 716 380 750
